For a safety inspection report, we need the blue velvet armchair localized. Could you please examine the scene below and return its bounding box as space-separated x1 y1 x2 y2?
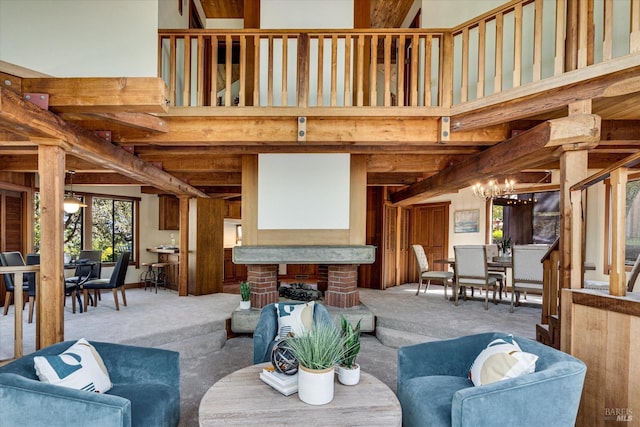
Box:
397 332 586 427
0 340 180 427
253 302 335 364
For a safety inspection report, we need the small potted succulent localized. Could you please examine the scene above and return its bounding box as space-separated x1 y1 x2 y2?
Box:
239 281 251 310
337 315 362 385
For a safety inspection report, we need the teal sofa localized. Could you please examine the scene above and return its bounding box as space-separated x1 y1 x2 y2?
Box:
397 332 586 427
0 340 180 427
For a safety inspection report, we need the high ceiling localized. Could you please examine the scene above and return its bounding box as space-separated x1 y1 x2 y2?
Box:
199 0 416 28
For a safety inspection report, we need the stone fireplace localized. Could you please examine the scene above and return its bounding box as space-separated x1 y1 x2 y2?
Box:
232 245 376 309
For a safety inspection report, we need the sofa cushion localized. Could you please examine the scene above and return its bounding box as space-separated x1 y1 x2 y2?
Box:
276 301 315 339
468 335 538 386
109 383 180 427
399 375 472 427
34 338 112 393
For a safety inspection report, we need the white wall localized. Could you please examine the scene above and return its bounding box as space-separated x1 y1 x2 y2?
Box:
421 0 506 28
159 0 189 29
0 0 158 77
261 0 353 29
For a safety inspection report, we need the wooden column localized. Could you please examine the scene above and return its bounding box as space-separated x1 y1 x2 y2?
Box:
37 144 65 348
178 195 190 296
609 167 628 296
560 149 589 291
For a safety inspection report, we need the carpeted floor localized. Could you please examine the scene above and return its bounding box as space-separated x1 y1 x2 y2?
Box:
0 283 542 426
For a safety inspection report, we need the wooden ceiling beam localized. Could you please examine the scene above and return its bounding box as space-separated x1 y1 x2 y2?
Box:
66 172 143 185
390 114 601 206
0 154 104 172
21 77 169 113
0 87 206 197
119 116 509 145
60 112 169 133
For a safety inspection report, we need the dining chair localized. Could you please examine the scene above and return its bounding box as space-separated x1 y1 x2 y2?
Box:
81 252 130 311
453 245 499 310
0 252 33 321
65 250 102 313
584 253 640 293
485 244 506 299
510 244 549 312
411 244 453 299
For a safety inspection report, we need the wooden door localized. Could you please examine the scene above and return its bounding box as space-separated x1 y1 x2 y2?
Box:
410 202 450 283
383 204 397 287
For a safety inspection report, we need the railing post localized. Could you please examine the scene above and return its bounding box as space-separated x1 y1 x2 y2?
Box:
439 31 454 108
296 33 310 107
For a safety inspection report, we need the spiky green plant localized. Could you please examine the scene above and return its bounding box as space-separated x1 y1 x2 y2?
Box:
340 316 361 369
239 281 251 301
285 322 343 371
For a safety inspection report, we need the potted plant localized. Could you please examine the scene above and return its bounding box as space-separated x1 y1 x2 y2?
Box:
285 322 343 405
337 316 361 385
239 281 251 310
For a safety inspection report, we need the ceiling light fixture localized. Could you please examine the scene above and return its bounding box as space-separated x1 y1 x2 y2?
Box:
64 171 87 214
472 178 515 200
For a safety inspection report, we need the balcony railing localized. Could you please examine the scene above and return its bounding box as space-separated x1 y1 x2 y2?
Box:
158 0 640 109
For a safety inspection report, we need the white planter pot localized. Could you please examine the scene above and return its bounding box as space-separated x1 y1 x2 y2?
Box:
239 300 251 310
337 363 360 385
297 365 335 405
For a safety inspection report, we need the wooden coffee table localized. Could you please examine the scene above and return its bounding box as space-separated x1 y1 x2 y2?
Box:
199 362 401 426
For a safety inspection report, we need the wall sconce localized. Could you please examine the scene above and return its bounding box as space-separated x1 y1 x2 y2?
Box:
64 171 87 214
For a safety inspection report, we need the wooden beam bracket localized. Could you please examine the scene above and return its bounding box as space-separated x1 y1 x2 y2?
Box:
93 131 112 143
298 116 307 143
23 93 49 109
438 116 450 143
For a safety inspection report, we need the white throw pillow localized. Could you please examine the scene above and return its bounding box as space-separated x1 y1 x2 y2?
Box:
34 338 112 393
468 335 538 386
275 301 315 340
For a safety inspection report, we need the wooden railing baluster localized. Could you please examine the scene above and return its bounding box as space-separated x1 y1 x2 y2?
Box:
225 35 232 107
370 34 378 107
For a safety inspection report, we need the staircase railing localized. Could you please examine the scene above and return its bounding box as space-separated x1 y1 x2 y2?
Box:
159 0 640 109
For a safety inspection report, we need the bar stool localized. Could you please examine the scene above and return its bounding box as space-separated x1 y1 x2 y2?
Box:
151 262 171 293
140 262 156 291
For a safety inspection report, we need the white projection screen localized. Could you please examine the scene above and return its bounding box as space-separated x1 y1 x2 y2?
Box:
257 154 351 230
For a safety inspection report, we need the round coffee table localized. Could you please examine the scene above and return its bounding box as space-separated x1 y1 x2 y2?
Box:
199 362 401 426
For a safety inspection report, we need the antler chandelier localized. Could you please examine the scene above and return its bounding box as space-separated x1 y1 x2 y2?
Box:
472 179 515 200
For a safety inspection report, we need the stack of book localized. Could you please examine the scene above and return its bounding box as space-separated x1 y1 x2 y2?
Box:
259 367 298 396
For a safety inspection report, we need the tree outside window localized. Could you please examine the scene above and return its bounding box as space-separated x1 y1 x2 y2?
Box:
33 192 136 263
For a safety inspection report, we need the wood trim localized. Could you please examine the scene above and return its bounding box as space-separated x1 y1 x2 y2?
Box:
241 154 258 246
257 229 351 245
350 155 367 244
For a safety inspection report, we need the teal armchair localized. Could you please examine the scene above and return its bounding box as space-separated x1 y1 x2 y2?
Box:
397 332 586 427
0 340 180 427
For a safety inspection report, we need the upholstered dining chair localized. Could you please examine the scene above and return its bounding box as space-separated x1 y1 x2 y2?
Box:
65 250 102 313
0 252 32 321
584 253 640 293
484 244 506 299
412 244 454 299
81 252 129 311
453 245 499 310
510 244 549 312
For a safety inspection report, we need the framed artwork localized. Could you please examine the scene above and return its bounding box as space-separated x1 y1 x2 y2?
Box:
454 209 480 233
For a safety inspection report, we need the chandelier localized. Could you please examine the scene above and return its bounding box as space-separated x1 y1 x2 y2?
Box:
472 179 515 200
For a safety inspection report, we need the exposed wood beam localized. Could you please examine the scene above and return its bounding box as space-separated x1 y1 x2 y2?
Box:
0 87 206 197
0 154 103 172
66 172 144 186
60 112 169 133
21 77 169 113
390 114 601 206
120 116 509 145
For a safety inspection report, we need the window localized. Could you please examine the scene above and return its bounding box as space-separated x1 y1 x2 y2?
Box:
34 192 138 263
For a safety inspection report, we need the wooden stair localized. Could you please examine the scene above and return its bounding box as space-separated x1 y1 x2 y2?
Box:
536 315 560 349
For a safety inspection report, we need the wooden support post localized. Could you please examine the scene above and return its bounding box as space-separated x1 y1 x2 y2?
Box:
609 167 628 296
37 144 66 348
560 149 589 291
178 195 190 296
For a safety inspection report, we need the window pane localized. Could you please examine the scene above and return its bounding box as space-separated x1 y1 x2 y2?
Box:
92 198 134 262
33 192 84 257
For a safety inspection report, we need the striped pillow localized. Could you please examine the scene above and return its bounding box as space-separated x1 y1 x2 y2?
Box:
34 338 112 393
